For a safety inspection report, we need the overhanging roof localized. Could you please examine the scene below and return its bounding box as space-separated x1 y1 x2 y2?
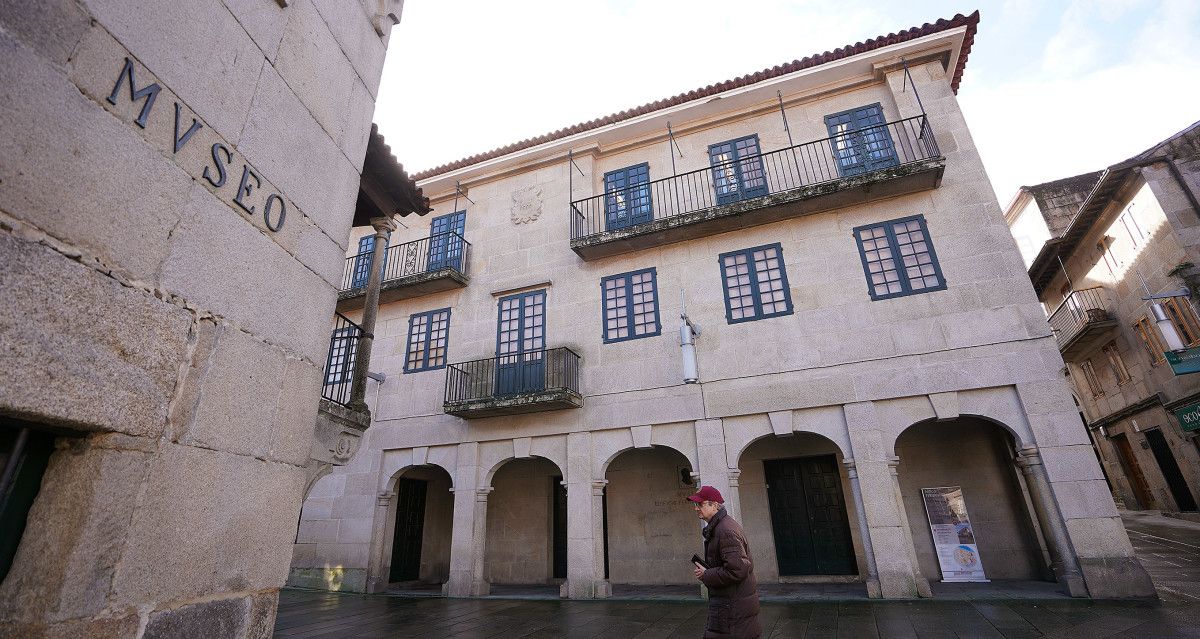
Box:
353 124 431 226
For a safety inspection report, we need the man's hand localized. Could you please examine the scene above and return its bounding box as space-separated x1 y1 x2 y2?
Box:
693 564 705 580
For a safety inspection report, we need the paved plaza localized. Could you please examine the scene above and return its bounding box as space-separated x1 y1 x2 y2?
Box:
273 513 1200 638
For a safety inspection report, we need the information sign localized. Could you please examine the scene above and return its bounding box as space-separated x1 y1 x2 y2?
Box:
920 486 988 582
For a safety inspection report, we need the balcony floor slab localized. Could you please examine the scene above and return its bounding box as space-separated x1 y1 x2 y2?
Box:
337 268 468 312
444 389 583 419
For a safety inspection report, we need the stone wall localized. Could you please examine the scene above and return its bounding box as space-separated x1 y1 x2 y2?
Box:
0 0 399 635
604 447 697 585
484 457 558 584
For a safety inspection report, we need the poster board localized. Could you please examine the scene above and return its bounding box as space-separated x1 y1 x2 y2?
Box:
920 486 988 582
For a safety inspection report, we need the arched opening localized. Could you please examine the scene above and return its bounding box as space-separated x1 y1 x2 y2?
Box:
895 417 1048 585
737 433 866 591
485 457 564 594
381 465 454 594
603 446 697 593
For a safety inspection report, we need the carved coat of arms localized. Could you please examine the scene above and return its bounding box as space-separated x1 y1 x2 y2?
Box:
510 185 544 225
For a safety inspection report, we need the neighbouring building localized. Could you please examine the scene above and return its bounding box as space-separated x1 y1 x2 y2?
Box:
0 1 414 636
1006 120 1200 516
290 11 1156 601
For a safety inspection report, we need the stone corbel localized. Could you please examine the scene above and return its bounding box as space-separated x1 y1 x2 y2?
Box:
374 0 404 36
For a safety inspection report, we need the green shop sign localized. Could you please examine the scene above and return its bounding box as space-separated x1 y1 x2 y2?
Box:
1165 347 1200 376
1173 401 1200 432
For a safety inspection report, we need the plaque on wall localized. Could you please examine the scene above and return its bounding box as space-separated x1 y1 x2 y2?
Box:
920 486 988 582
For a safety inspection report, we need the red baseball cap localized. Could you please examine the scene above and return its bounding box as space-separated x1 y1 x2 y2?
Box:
686 485 724 504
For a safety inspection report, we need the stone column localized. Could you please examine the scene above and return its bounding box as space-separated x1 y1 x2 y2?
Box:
693 419 734 502
1015 447 1089 597
844 402 929 598
843 459 882 598
365 490 394 593
724 469 743 521
348 216 396 412
563 432 606 598
446 443 485 597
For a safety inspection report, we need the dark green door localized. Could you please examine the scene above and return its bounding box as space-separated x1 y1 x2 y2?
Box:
389 478 427 582
764 455 857 575
552 476 567 579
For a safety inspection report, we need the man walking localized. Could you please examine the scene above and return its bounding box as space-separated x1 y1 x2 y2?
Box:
688 486 761 639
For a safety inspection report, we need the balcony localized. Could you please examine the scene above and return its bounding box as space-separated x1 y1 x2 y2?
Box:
1048 287 1118 360
570 115 944 260
315 313 370 464
337 231 470 311
444 347 583 419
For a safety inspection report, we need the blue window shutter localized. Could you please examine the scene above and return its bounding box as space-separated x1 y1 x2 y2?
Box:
495 290 547 394
825 103 898 177
603 164 653 231
428 211 466 271
601 268 661 343
708 135 768 205
351 235 375 288
717 243 793 324
853 214 946 301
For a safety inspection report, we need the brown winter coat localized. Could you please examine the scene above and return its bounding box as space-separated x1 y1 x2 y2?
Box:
699 507 761 639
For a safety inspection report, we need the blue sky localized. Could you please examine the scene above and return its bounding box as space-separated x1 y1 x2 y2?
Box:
375 1 1200 204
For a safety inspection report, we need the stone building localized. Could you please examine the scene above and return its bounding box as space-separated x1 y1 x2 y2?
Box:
0 1 417 636
1006 120 1200 515
290 12 1155 601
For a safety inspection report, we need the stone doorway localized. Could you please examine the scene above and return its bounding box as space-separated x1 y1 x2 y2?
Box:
484 457 562 591
381 465 453 594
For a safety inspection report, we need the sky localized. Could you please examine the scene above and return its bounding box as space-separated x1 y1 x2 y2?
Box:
374 1 1200 205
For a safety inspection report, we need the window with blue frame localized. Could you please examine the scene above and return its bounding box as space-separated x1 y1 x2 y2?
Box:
601 268 661 343
709 135 768 205
428 211 466 271
825 103 898 177
853 215 946 300
404 308 452 373
603 164 653 230
719 243 793 323
351 234 390 288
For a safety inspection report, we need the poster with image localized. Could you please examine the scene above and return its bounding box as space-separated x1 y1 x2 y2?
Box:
921 486 988 582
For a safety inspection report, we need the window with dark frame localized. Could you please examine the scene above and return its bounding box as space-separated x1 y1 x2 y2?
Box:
601 268 661 343
603 163 653 230
824 102 898 177
853 215 946 300
324 327 357 385
708 135 768 204
719 243 793 323
404 308 451 373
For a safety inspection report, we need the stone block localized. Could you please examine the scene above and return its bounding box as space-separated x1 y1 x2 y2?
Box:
0 233 191 435
312 0 387 96
0 437 152 624
1 612 141 639
220 0 289 60
1053 479 1120 520
1065 516 1137 558
238 63 360 247
109 443 306 606
1077 556 1156 599
0 0 89 66
0 28 192 283
336 517 375 544
296 519 339 544
273 0 356 144
171 321 320 464
85 0 264 143
143 596 250 639
1040 445 1106 483
160 183 335 364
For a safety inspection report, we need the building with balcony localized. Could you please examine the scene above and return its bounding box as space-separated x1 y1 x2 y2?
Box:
1006 120 1200 516
289 12 1154 601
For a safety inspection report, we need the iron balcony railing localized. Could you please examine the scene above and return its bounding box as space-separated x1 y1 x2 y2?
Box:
570 115 939 241
1048 287 1111 349
321 312 364 406
340 231 471 293
445 347 581 405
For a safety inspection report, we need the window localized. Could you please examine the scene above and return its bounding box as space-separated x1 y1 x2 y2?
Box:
603 164 653 230
1080 360 1104 397
1134 316 1167 364
1097 236 1119 276
853 215 946 300
428 211 466 271
1102 342 1131 384
404 308 451 373
825 103 898 177
350 235 378 289
601 268 661 343
1164 296 1200 347
1119 204 1145 248
719 243 793 323
324 327 358 385
709 135 768 204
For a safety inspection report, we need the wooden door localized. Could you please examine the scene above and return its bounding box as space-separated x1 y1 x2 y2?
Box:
389 478 427 582
764 455 857 576
1112 433 1154 509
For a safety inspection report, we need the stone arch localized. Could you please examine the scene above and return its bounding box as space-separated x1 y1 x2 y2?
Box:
892 415 1049 583
479 436 567 489
735 431 867 582
379 446 457 494
484 455 565 589
725 407 852 470
369 461 455 594
593 424 698 479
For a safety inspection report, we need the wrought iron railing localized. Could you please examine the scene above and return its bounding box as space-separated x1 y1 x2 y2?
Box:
1048 287 1111 349
321 312 364 406
444 347 581 405
570 115 939 241
340 231 471 293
